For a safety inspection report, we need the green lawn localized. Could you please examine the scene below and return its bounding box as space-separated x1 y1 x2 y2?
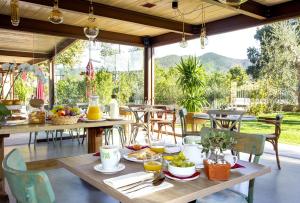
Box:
240 112 300 145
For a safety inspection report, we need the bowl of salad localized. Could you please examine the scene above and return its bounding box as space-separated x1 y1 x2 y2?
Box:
168 152 196 178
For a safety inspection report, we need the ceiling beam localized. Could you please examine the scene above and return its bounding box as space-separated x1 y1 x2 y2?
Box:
50 38 77 58
0 14 144 47
27 58 48 65
151 0 300 47
20 0 194 35
0 49 50 58
201 0 269 20
151 15 261 47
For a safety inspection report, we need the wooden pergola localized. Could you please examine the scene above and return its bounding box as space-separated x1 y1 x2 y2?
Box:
0 0 299 106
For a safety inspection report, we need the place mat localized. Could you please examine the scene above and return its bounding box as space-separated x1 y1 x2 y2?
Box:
103 172 173 199
231 163 245 169
93 152 100 156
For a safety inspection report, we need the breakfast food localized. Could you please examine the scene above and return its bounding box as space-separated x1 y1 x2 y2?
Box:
29 111 46 124
170 152 195 167
51 105 81 117
128 148 157 160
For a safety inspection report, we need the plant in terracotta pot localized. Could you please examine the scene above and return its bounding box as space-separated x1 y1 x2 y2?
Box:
201 130 236 181
176 56 207 127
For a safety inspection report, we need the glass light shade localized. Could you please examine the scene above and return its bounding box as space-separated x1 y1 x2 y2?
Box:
218 0 248 6
84 16 99 40
200 27 208 49
179 37 188 48
49 5 64 24
10 0 20 26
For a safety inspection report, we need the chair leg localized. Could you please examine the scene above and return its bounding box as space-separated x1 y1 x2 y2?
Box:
46 131 49 143
274 139 281 170
28 132 32 146
81 128 86 144
172 125 177 144
34 132 38 149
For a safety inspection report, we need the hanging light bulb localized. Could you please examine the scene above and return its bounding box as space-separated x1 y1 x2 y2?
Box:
200 27 208 49
48 0 64 24
10 0 20 26
218 0 248 6
200 4 208 49
84 0 99 40
179 11 188 48
180 36 188 48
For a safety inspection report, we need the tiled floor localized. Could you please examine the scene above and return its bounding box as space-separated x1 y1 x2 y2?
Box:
3 131 300 203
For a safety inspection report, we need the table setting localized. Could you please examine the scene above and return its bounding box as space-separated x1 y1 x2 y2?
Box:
90 130 247 200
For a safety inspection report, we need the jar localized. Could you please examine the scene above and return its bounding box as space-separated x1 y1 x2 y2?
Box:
28 106 46 124
87 95 102 120
109 94 119 119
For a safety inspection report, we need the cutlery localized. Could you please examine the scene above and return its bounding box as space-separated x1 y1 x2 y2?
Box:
123 175 165 194
116 177 153 190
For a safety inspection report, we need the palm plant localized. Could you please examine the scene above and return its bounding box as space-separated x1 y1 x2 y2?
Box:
176 56 207 112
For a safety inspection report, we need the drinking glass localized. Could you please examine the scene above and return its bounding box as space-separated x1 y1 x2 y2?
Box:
143 154 162 173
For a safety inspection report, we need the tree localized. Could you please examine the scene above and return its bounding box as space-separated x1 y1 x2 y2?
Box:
56 77 86 104
55 40 86 69
246 47 261 79
93 70 113 105
228 65 248 86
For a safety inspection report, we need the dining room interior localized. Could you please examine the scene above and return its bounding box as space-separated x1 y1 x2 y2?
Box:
0 0 300 203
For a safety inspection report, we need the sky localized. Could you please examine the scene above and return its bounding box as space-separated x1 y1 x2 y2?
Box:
155 27 260 59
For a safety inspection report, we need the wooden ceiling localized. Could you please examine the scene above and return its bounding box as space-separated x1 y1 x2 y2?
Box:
0 0 298 63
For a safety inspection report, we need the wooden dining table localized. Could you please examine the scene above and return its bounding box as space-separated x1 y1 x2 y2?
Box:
0 119 133 199
59 154 271 203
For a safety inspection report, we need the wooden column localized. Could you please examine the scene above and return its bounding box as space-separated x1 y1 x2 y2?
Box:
49 59 55 109
87 128 105 153
143 37 155 105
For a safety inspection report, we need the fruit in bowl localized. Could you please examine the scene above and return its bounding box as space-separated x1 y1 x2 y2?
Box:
168 152 196 178
51 106 81 117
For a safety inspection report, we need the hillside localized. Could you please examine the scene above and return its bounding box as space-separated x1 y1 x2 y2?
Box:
155 52 250 72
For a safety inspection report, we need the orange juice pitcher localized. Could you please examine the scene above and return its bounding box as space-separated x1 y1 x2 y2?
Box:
87 95 102 120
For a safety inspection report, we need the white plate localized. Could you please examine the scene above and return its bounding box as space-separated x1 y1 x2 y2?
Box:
123 154 160 163
94 163 125 174
82 118 106 122
164 145 181 154
6 120 26 125
164 171 200 182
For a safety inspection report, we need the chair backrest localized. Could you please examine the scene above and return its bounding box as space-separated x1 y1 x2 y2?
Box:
199 127 266 203
3 149 55 203
258 114 283 139
200 127 265 161
179 108 188 135
207 110 245 132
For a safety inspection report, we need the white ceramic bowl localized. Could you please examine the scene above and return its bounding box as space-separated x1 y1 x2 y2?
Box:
168 163 196 178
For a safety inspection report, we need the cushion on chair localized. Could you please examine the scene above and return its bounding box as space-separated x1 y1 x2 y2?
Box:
196 189 248 203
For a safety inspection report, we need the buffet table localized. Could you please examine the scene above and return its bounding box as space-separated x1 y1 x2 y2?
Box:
0 119 133 199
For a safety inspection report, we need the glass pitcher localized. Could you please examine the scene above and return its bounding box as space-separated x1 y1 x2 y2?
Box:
87 95 102 120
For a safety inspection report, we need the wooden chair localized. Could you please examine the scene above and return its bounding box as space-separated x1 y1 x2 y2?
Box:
258 115 283 170
197 127 266 203
150 105 167 135
179 108 201 141
157 108 177 144
3 149 55 203
207 110 245 132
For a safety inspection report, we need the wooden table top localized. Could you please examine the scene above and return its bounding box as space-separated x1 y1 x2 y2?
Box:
58 154 271 203
0 120 133 135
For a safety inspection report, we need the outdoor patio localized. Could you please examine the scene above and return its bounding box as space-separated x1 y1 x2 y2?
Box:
0 0 300 203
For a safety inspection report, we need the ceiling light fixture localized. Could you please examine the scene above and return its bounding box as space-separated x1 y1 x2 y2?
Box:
218 0 248 6
200 4 208 49
48 0 64 24
84 0 99 40
10 0 20 26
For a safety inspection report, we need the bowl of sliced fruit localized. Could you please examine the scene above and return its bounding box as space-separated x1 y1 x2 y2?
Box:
50 106 81 125
168 152 196 178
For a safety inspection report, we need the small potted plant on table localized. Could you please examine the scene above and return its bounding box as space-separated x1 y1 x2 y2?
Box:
201 130 236 181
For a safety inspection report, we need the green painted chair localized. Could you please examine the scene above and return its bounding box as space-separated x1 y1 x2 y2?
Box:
197 127 266 203
2 149 55 203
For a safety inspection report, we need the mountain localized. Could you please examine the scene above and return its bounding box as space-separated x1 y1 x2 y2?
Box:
155 52 251 72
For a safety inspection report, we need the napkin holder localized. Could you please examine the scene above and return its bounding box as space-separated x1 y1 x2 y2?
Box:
204 159 231 181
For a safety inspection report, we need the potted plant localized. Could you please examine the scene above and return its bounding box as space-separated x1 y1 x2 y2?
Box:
0 104 11 126
176 56 207 127
201 130 236 181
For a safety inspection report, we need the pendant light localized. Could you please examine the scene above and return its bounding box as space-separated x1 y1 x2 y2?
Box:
218 0 248 6
48 0 64 24
179 13 188 48
200 4 208 49
10 0 20 26
84 0 99 40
